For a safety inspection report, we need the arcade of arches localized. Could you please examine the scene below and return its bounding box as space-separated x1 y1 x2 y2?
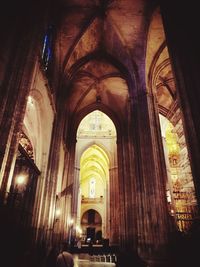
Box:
0 1 200 267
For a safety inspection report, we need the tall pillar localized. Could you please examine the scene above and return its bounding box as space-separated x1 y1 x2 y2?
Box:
40 106 65 245
109 148 119 246
117 128 138 249
160 1 200 211
133 91 171 265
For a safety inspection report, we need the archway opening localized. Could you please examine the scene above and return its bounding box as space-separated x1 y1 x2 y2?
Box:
146 7 198 232
75 110 117 245
81 209 102 244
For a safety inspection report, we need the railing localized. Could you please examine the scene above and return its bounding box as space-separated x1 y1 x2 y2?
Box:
90 254 117 263
81 196 104 203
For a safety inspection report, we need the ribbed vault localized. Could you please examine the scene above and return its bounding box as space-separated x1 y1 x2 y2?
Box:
80 144 109 183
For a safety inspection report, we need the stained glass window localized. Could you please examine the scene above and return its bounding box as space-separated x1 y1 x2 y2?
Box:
89 178 96 198
42 25 53 71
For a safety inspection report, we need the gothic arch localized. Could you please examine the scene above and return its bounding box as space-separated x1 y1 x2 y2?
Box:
66 104 122 148
81 207 103 223
77 141 111 169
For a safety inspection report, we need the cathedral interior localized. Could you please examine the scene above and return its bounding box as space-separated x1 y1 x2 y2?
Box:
0 1 200 267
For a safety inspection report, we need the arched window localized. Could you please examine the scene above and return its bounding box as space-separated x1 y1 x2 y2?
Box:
42 25 53 71
89 178 96 198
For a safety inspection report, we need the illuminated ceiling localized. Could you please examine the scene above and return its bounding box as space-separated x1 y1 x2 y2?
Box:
80 144 109 184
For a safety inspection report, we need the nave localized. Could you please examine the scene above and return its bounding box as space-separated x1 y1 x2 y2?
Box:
1 1 200 267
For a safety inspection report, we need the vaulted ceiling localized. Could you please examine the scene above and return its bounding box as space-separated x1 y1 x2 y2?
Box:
80 144 109 183
51 0 177 125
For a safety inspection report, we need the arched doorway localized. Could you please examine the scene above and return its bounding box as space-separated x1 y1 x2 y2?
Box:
81 209 102 244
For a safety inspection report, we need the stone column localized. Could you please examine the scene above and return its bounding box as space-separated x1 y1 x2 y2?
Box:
40 105 65 245
133 91 171 264
117 125 138 249
72 164 80 222
109 147 119 246
160 1 200 211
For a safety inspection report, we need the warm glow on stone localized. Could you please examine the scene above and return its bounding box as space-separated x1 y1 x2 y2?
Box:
77 110 116 137
165 122 180 158
80 144 109 198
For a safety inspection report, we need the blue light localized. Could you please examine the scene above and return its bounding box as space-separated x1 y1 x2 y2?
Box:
42 25 53 71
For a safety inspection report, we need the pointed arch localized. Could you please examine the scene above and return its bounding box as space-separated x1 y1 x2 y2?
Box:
66 104 121 148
